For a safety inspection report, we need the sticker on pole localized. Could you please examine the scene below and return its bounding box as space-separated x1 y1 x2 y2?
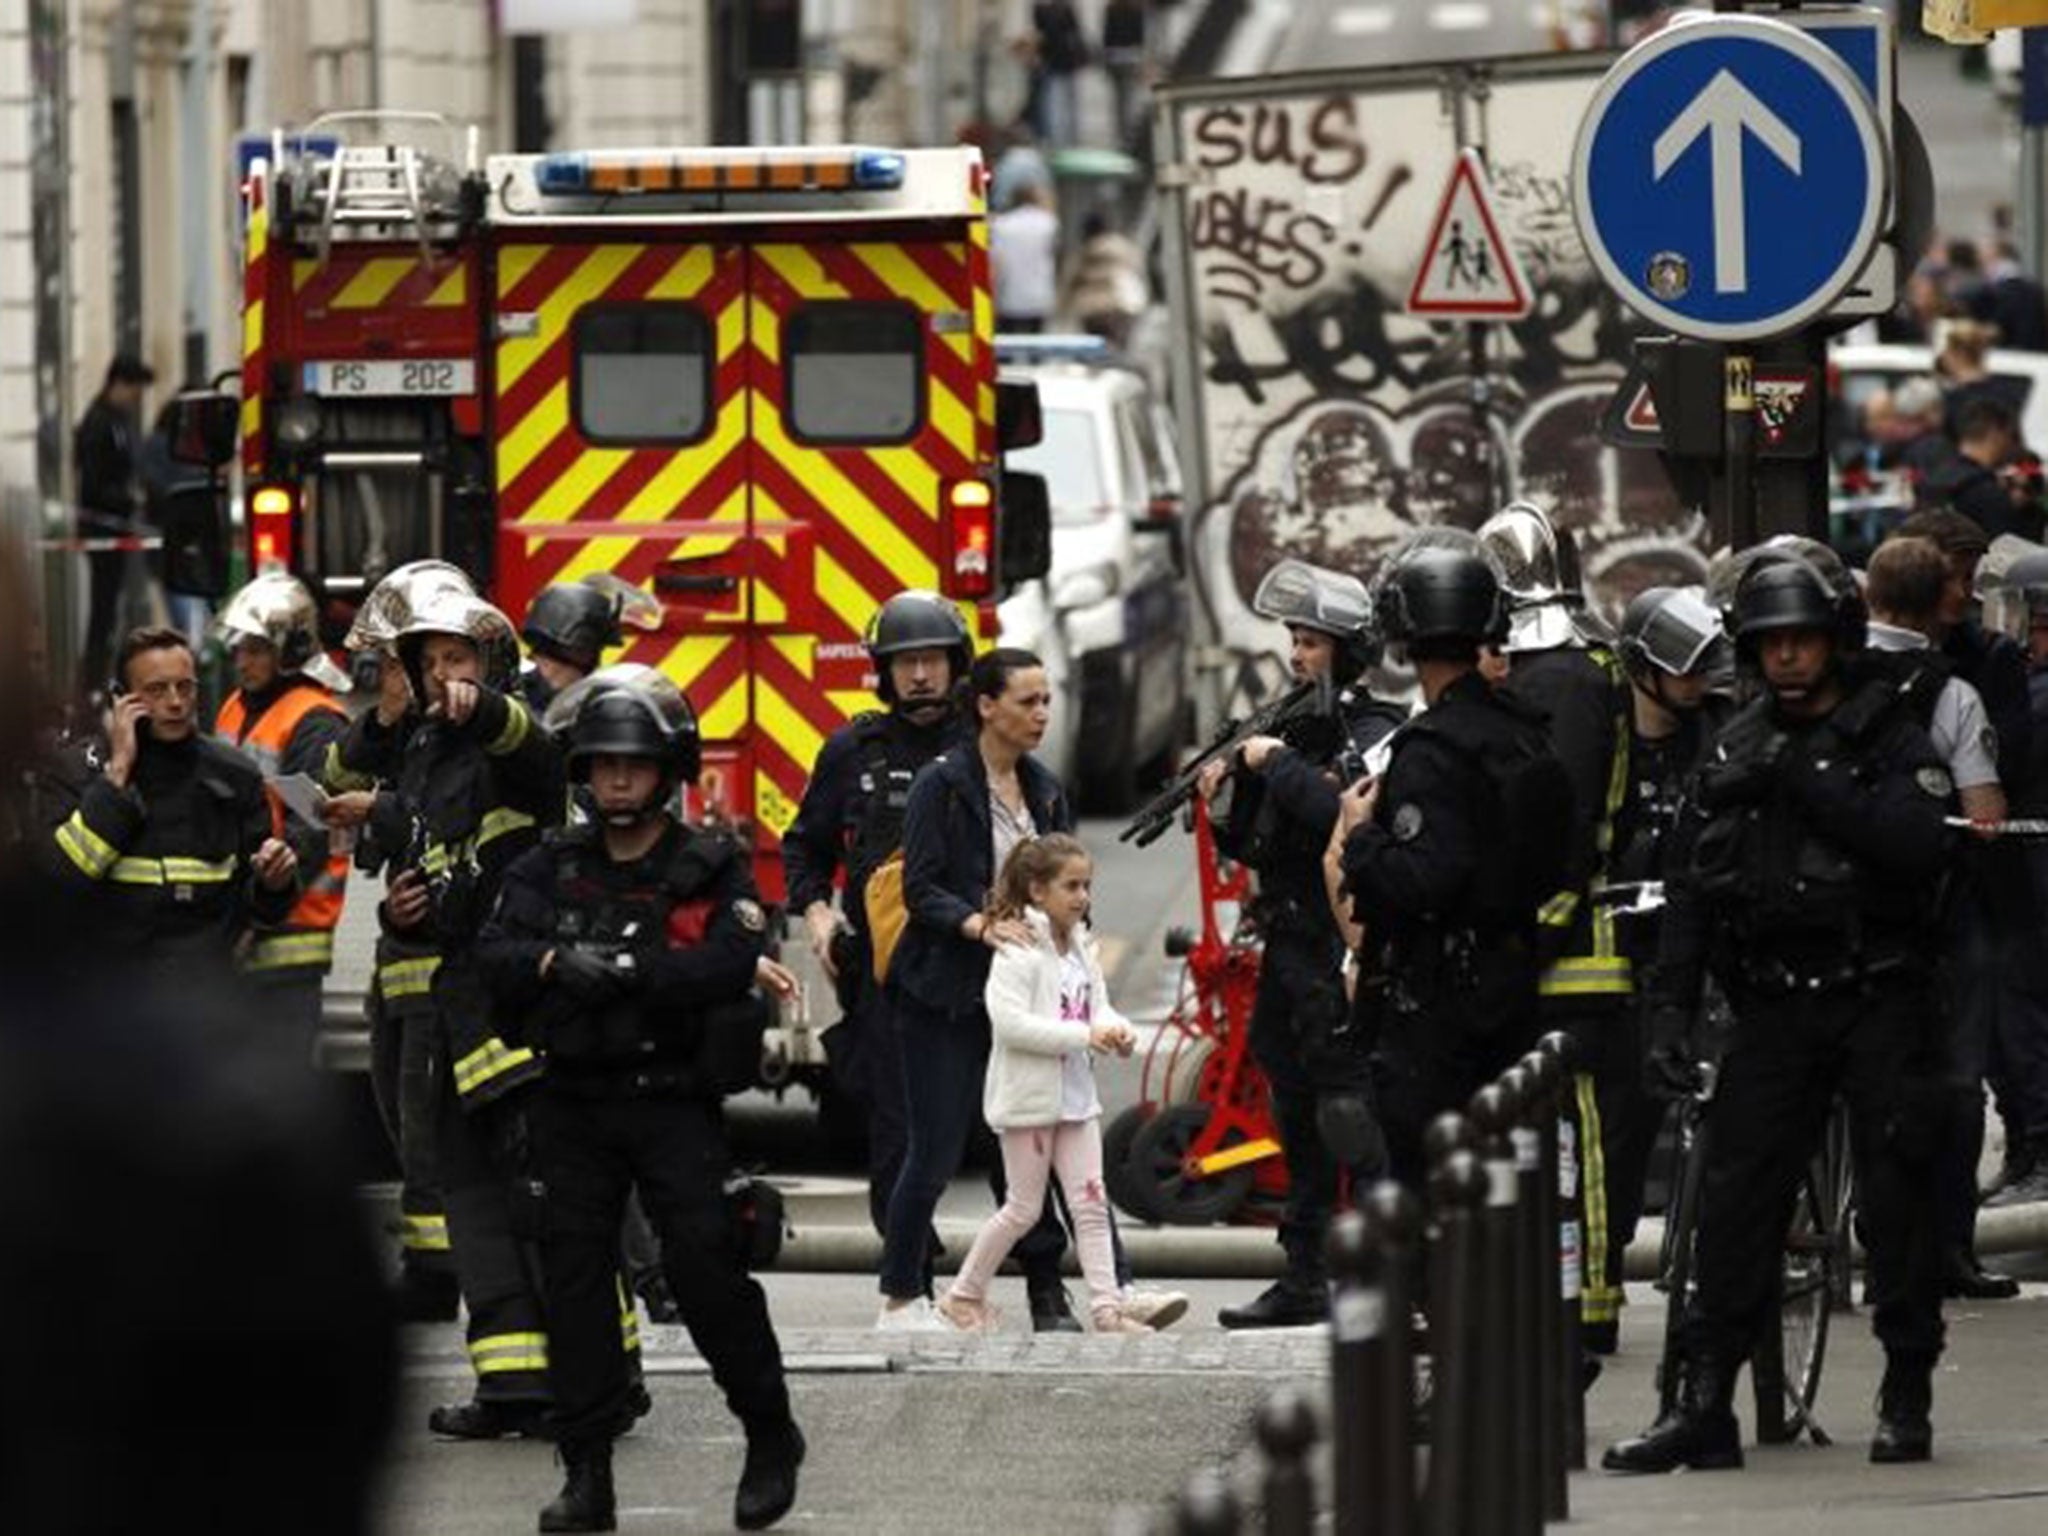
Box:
1406 149 1534 320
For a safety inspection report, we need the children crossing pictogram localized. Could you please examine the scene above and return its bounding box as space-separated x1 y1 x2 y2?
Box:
1407 148 1534 319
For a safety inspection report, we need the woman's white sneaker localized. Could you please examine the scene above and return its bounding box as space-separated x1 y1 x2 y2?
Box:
1119 1288 1191 1331
875 1298 950 1333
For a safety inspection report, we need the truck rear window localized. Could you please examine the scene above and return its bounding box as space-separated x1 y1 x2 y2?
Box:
786 304 922 444
574 306 712 444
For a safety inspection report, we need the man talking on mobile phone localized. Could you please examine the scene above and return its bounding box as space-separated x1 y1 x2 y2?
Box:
38 625 300 991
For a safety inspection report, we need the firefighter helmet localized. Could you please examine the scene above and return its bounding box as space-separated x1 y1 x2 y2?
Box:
521 582 624 672
217 572 322 672
1617 586 1728 681
1252 558 1382 678
345 560 476 655
1477 500 1595 652
395 589 521 694
1374 541 1510 647
865 590 972 703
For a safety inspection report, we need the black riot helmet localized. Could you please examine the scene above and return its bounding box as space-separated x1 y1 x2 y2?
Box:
554 664 701 826
1617 585 1728 682
866 590 972 706
1252 558 1382 680
1374 542 1511 650
1729 546 1866 657
522 582 624 673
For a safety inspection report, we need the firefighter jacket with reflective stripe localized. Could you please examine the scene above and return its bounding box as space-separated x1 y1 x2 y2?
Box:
216 678 351 976
1505 645 1635 1002
477 821 767 1095
335 689 565 1109
38 734 295 984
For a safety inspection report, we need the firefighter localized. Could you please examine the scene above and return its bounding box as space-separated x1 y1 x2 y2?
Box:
478 668 802 1534
1202 559 1408 1329
330 585 570 1438
324 561 479 1322
39 624 300 988
1606 554 1952 1474
1333 539 1570 1188
519 581 625 714
783 589 970 1261
1479 500 1636 1351
212 571 352 1035
1602 585 1732 1347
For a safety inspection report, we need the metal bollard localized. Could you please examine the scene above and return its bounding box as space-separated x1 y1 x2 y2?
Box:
1175 1466 1241 1536
1538 1031 1586 1472
1367 1182 1422 1536
1501 1065 1546 1534
1424 1141 1486 1536
1328 1211 1374 1536
1520 1048 1568 1523
1256 1386 1320 1536
1468 1081 1524 1536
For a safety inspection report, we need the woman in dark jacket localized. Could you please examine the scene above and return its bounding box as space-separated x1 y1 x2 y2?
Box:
876 649 1080 1327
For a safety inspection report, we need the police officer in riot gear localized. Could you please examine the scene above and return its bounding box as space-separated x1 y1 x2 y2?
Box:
1479 500 1637 1350
213 571 353 1034
520 581 626 714
330 586 570 1439
1601 585 1732 1346
1606 553 1953 1474
783 591 970 1256
1207 559 1407 1329
479 667 802 1533
1336 539 1570 1192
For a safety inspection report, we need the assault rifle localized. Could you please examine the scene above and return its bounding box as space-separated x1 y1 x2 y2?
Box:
1119 675 1333 848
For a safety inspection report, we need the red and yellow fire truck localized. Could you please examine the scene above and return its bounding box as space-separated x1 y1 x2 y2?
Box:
229 112 1046 918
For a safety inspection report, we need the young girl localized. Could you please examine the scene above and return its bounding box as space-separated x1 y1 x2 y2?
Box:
937 834 1189 1334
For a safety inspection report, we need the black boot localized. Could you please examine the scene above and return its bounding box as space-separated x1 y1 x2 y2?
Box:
611 1381 653 1437
1870 1354 1934 1464
428 1396 551 1440
539 1439 617 1533
1601 1354 1743 1474
634 1269 683 1326
735 1420 806 1530
1217 1279 1329 1330
1941 1247 2020 1301
1027 1279 1084 1334
1983 1140 2048 1209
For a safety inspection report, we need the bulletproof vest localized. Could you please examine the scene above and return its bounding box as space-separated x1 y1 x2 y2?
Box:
1688 682 1933 943
544 823 733 1069
397 721 532 946
1857 646 1948 737
1609 706 1718 890
844 712 949 893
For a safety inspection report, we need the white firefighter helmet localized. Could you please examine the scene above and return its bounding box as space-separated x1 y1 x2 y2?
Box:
1477 500 1596 653
345 560 477 655
217 571 322 672
395 588 521 694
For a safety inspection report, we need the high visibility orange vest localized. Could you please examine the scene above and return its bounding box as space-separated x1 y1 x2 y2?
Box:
217 683 352 971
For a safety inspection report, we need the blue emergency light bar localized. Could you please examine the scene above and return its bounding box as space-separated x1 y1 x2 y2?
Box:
535 149 907 197
993 334 1113 364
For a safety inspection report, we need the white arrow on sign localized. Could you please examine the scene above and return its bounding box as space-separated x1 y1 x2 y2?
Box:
1651 69 1802 296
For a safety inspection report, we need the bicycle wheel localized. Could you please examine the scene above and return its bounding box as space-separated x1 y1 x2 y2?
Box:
1656 1101 1712 1413
1778 1153 1847 1442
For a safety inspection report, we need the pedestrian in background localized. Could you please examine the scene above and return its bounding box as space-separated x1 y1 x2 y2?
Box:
938 832 1188 1335
74 353 156 691
992 183 1060 333
1101 0 1148 145
1029 0 1088 146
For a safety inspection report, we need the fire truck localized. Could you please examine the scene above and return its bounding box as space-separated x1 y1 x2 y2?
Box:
189 111 1049 1091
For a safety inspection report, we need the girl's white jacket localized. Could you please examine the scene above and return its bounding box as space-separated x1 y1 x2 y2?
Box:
981 907 1133 1130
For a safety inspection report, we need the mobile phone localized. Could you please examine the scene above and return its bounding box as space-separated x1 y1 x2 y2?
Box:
108 679 153 743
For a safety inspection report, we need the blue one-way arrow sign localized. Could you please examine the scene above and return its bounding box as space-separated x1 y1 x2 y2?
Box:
1573 13 1889 342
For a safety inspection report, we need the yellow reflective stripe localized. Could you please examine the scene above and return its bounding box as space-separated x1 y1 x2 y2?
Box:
1576 1071 1625 1322
247 931 337 971
107 855 236 886
487 698 533 756
55 812 120 879
453 1036 538 1096
1538 957 1635 997
323 741 376 794
378 956 442 998
422 809 538 878
401 1214 451 1253
477 807 537 849
1538 890 1580 928
469 1331 549 1373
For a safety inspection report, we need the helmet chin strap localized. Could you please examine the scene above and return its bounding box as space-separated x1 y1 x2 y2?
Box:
897 696 950 726
598 769 678 828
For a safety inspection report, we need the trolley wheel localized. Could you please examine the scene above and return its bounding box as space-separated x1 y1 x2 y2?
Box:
1103 1104 1160 1222
1127 1103 1256 1227
1158 1036 1216 1107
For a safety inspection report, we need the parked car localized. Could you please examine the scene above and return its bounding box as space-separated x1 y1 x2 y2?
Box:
995 338 1190 810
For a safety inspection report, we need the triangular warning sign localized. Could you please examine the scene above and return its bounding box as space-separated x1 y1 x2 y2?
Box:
1406 149 1533 320
1625 384 1659 432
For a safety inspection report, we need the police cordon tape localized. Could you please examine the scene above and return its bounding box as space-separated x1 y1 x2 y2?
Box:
35 534 165 553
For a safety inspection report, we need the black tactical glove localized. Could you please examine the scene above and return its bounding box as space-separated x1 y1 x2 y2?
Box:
549 945 629 1004
1696 732 1787 811
1642 1004 1704 1102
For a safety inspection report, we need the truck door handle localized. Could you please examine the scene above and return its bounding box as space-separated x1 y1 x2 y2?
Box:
655 571 740 595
